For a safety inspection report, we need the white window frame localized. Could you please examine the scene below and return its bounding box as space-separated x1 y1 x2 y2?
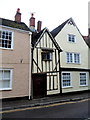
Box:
0 69 13 90
79 72 88 86
62 72 72 88
0 29 14 50
67 34 76 43
66 52 80 64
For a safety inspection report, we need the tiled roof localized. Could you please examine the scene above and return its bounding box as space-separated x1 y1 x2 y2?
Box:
85 39 90 48
0 18 30 31
32 28 45 47
51 18 71 37
83 36 90 48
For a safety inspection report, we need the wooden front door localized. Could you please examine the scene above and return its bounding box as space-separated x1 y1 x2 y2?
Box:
32 73 46 98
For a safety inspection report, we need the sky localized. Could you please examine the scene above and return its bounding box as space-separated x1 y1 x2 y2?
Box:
0 0 89 35
89 1 90 28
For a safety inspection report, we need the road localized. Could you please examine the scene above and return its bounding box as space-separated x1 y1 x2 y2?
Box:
1 99 90 119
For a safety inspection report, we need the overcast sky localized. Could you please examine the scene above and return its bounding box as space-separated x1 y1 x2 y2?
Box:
88 1 90 28
0 0 89 35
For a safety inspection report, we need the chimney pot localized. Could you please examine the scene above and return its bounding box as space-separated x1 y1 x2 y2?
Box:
37 21 42 32
29 13 35 30
15 8 21 23
17 8 20 13
31 13 34 17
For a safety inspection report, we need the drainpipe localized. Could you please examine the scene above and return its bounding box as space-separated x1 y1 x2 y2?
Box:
58 50 62 94
29 31 32 100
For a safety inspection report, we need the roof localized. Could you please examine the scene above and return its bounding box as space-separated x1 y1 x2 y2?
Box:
0 18 30 31
51 18 76 38
51 18 81 37
32 28 45 47
83 36 90 48
32 28 62 52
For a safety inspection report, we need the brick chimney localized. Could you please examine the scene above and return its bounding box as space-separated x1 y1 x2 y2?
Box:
29 13 35 30
15 8 21 23
37 21 42 32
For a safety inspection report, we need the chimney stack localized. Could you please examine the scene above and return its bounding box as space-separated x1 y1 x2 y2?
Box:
29 13 35 30
15 8 21 23
37 21 42 32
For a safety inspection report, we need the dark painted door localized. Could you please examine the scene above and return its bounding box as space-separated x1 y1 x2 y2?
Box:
32 73 46 98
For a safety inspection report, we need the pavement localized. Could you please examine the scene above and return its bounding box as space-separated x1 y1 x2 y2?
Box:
1 91 90 111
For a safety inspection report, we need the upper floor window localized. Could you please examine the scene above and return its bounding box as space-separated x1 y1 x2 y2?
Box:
0 69 12 90
74 53 80 64
66 52 80 64
68 34 76 43
0 30 13 49
42 52 52 61
41 48 53 61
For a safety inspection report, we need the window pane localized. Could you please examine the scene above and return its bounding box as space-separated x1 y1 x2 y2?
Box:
4 70 10 79
67 53 73 63
74 53 80 64
68 34 75 43
0 71 3 80
0 80 10 89
42 52 52 61
67 53 69 63
42 53 46 60
70 53 73 62
47 53 52 60
0 81 2 88
80 73 86 86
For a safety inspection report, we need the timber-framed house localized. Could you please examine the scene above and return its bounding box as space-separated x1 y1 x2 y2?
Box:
31 28 62 98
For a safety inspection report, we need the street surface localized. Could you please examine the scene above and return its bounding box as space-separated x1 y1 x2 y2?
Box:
1 99 90 119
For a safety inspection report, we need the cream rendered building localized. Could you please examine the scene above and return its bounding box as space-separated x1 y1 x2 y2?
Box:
0 9 32 99
51 18 89 93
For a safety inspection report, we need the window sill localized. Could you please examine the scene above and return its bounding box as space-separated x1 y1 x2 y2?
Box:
0 88 12 91
62 86 73 89
67 41 76 44
79 85 88 87
0 47 14 51
66 62 81 65
42 60 52 61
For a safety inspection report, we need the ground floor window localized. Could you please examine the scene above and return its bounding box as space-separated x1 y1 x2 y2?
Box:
0 69 12 90
80 73 87 86
47 73 58 91
62 72 71 88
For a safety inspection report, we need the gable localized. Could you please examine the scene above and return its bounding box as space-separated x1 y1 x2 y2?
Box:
36 31 56 49
55 21 88 49
50 18 88 51
51 18 81 38
32 28 62 52
51 18 76 38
